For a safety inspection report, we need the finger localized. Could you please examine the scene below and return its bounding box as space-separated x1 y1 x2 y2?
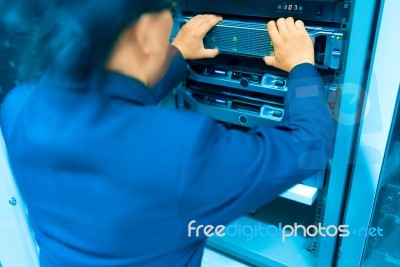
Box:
285 17 296 32
193 14 219 30
263 56 277 67
294 20 306 31
200 15 223 28
191 14 206 22
201 48 219 59
267 21 281 44
185 14 207 29
198 14 222 24
276 18 288 33
197 16 222 36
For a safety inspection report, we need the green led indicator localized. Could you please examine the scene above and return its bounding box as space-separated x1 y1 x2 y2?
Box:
233 36 238 42
232 47 238 52
336 36 341 40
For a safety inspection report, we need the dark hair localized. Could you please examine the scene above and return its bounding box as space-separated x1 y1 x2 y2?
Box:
3 0 173 81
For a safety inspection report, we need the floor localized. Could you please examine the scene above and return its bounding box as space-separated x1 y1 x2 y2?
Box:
201 247 252 267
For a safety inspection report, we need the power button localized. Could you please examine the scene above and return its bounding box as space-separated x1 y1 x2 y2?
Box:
316 6 323 17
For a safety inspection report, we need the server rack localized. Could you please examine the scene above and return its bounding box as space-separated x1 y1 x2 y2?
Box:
166 0 381 266
0 130 40 267
0 4 47 266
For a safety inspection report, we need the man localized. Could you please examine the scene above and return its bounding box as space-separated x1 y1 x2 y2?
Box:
1 0 333 266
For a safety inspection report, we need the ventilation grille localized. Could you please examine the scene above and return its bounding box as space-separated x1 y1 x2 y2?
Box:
204 20 274 58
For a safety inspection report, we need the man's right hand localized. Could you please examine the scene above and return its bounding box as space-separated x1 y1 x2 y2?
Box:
264 17 315 72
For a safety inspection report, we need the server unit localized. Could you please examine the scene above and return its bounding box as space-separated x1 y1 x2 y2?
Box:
166 0 381 266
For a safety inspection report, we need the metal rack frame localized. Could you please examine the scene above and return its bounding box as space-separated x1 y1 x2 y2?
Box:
337 0 400 265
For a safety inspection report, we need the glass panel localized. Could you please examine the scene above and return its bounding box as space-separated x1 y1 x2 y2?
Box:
361 89 400 266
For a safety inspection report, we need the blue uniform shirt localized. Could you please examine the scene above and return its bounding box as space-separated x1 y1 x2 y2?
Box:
1 50 334 266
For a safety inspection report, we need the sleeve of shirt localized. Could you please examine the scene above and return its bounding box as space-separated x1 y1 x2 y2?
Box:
177 63 335 230
151 45 187 102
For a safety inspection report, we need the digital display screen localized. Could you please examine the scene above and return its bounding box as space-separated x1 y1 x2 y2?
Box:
278 3 304 11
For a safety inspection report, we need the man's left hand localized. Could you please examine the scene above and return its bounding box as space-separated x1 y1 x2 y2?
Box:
172 14 222 60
